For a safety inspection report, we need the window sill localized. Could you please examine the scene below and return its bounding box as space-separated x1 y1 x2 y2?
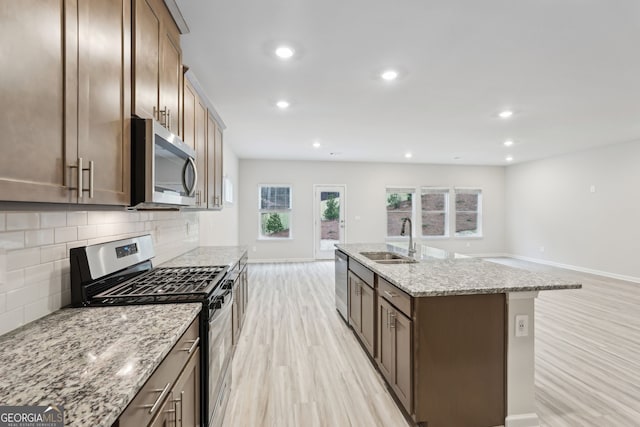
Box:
257 236 293 241
454 235 483 240
420 236 450 240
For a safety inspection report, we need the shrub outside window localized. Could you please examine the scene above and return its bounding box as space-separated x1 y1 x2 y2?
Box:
259 185 292 239
454 188 482 237
386 188 414 237
421 188 449 237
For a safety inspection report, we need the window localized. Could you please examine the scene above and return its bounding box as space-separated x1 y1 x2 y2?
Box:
386 188 414 237
454 188 482 237
421 188 449 237
258 185 292 239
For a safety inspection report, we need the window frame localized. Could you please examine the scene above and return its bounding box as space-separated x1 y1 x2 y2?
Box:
420 187 450 239
385 186 416 239
453 187 483 238
257 184 293 240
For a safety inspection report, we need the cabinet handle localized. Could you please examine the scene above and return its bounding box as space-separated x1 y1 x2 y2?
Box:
390 312 396 329
167 108 171 131
68 158 83 198
181 337 200 354
384 290 397 299
173 391 183 427
153 106 158 121
88 160 94 199
141 382 171 414
196 190 201 205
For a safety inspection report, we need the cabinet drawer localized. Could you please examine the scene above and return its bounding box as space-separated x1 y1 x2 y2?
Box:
118 317 200 427
378 278 411 318
349 259 375 288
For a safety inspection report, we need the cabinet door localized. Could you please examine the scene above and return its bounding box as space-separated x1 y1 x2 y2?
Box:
133 0 161 120
232 279 240 345
206 113 224 209
159 12 182 135
77 0 130 205
172 348 200 427
377 297 394 382
392 310 412 413
360 282 375 357
348 273 362 332
194 98 208 207
0 1 76 203
183 79 196 150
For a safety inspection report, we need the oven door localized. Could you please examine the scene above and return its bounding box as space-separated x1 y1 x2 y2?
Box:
132 118 197 207
208 288 233 426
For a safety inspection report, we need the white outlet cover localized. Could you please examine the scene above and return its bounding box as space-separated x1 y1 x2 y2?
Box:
515 314 529 337
590 185 596 193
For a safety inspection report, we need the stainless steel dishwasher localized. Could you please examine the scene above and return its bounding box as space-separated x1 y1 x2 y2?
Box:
335 250 348 322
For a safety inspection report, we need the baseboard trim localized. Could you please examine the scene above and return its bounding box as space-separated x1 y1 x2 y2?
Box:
505 413 540 427
470 252 510 258
506 254 640 284
248 258 316 264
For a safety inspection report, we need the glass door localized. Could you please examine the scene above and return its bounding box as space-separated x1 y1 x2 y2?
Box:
314 185 346 259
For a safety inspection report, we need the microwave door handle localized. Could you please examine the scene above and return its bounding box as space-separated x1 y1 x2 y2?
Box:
183 157 197 197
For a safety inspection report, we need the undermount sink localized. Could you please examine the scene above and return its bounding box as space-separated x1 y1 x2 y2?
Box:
359 251 417 264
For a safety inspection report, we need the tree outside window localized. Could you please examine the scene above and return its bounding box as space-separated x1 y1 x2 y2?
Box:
421 188 449 237
386 188 414 237
259 185 292 238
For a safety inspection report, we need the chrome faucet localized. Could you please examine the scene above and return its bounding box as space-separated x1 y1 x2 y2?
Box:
400 217 416 257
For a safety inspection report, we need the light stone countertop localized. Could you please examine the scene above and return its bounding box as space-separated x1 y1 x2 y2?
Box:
336 243 581 297
159 245 248 268
0 303 201 427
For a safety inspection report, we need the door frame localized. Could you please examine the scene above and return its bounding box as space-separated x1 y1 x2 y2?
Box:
313 184 347 260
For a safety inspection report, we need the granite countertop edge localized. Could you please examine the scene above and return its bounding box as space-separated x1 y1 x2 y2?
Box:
336 243 582 297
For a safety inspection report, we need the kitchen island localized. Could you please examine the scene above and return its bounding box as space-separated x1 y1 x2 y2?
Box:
336 243 581 427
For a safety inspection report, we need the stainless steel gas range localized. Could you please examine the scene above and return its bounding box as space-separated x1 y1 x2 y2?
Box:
70 235 233 427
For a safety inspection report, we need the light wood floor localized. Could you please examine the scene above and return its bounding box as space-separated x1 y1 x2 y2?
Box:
224 260 640 427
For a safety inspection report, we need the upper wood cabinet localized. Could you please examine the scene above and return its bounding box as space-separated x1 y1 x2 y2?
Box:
0 0 130 205
133 0 182 136
183 76 207 207
207 112 224 210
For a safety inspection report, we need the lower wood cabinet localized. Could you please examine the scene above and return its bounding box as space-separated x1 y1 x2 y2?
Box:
377 296 412 414
116 318 200 427
348 271 375 357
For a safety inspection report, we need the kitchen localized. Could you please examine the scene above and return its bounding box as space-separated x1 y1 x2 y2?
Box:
1 1 639 427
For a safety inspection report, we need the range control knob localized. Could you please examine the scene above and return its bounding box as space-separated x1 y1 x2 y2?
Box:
209 296 224 310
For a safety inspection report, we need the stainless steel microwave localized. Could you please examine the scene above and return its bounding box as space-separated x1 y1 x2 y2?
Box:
131 118 197 208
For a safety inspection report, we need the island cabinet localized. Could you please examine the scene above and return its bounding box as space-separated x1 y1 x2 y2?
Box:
0 0 130 205
377 279 413 414
344 259 506 427
232 254 249 347
116 317 200 427
348 270 376 357
133 0 182 136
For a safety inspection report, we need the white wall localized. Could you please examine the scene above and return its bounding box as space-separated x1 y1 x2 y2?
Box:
239 159 506 261
199 142 240 246
0 208 199 335
505 139 640 281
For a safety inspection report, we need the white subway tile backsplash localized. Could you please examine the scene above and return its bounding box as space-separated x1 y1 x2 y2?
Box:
66 211 88 226
25 229 54 247
0 207 198 336
54 227 78 243
40 244 67 263
0 231 25 250
0 307 24 336
6 213 40 230
24 262 55 285
7 247 41 270
40 212 67 228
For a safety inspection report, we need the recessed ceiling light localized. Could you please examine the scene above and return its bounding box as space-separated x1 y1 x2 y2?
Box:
405 152 412 159
275 46 295 59
503 140 514 147
453 156 462 160
499 110 514 119
276 100 290 109
312 141 321 148
506 155 514 162
381 70 399 81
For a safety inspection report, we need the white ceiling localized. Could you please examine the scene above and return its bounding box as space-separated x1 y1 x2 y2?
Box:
176 0 640 165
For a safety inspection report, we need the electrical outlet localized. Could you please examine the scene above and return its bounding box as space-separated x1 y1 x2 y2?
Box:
590 185 596 193
539 246 545 253
466 242 471 247
515 315 529 337
252 246 257 252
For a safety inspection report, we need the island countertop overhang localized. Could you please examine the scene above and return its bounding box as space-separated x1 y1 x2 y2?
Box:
335 243 582 297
